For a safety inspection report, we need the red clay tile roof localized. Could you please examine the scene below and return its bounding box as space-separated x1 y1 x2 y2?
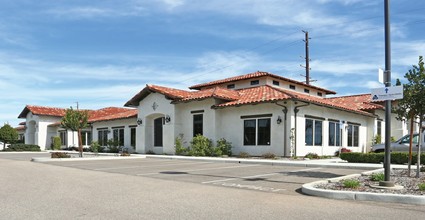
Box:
214 85 293 107
18 105 67 118
177 87 240 102
89 107 137 122
326 94 384 111
189 71 336 95
125 84 192 107
18 105 137 122
15 125 25 131
213 86 376 117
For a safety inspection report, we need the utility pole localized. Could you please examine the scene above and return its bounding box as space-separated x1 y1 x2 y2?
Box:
76 102 79 110
301 31 315 84
380 0 394 187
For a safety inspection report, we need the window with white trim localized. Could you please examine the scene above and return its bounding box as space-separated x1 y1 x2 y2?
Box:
347 124 359 147
59 130 67 146
243 118 271 146
328 121 341 146
305 118 323 146
81 131 92 146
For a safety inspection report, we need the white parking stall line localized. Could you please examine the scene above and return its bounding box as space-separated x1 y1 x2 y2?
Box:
202 167 323 184
136 164 260 176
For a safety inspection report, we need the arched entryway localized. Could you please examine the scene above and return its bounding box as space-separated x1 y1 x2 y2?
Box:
144 113 166 154
26 120 36 145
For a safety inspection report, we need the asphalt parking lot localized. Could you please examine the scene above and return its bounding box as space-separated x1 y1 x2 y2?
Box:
43 157 367 195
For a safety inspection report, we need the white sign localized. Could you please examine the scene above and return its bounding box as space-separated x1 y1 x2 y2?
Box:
371 86 403 101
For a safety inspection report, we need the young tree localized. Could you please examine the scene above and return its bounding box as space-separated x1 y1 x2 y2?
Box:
396 56 425 177
61 107 89 157
0 124 19 150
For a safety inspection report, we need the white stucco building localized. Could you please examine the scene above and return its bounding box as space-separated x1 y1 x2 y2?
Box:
125 71 409 156
18 106 137 151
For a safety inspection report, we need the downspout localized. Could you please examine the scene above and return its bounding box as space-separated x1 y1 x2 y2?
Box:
293 101 310 157
275 102 288 157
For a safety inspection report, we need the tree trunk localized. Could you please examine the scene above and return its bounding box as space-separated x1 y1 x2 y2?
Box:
416 117 423 178
78 129 83 158
408 116 414 176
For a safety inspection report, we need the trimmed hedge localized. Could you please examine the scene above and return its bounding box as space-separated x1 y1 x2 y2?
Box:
340 152 425 164
3 144 41 152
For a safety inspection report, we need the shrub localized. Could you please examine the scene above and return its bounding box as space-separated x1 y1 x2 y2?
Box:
90 141 100 153
335 148 352 157
107 139 120 153
340 152 425 164
304 152 320 159
3 144 41 152
420 166 425 172
188 135 214 156
372 134 382 145
342 179 360 188
262 153 276 159
215 138 232 156
370 173 385 181
51 136 61 150
238 152 250 158
175 136 187 155
418 183 425 191
120 152 131 157
51 152 71 158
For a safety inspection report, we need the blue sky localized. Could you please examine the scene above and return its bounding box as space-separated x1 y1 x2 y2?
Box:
1 0 425 127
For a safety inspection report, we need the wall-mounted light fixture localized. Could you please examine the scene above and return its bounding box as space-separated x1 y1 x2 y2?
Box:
276 116 282 124
165 115 171 123
137 118 143 125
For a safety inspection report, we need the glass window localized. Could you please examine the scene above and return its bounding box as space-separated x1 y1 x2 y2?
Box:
250 80 259 85
377 121 382 136
98 130 108 146
347 124 359 147
193 114 203 137
305 118 323 146
227 84 235 89
317 92 323 97
243 118 271 146
131 127 136 148
81 131 92 146
244 119 256 145
290 85 296 90
272 80 279 86
329 122 341 146
257 119 271 145
154 117 164 147
304 89 310 93
59 131 67 146
113 128 124 146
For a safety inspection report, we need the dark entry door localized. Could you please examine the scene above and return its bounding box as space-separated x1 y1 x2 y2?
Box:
154 117 164 147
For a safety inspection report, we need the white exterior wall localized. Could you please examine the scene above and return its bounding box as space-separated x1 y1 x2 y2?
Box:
24 113 64 150
293 103 371 156
136 93 175 154
91 118 137 152
216 103 286 156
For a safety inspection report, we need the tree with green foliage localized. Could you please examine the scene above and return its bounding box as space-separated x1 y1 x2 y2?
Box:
61 107 89 157
0 124 18 150
394 56 425 177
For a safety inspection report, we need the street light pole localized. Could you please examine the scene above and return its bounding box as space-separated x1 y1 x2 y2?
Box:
381 0 394 186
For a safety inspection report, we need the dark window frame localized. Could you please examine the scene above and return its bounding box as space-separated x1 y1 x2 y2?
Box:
305 118 323 146
328 121 341 146
243 118 271 146
347 124 360 147
250 80 259 85
193 114 203 137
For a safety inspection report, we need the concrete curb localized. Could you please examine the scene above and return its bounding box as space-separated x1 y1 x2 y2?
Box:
31 154 146 162
302 168 425 205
